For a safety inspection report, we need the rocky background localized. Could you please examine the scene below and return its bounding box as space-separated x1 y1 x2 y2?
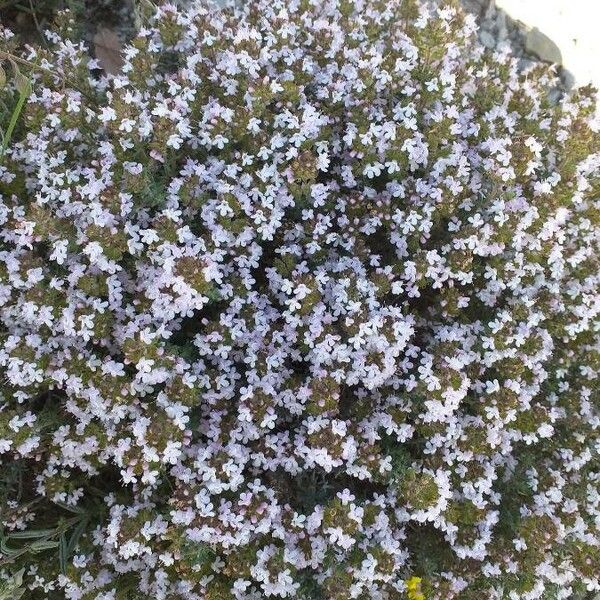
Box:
0 0 589 103
462 0 575 99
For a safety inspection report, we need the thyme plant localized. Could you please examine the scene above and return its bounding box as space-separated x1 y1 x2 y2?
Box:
0 0 598 598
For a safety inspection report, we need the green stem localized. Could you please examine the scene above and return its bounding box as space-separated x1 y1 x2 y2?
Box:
0 87 28 164
0 50 96 101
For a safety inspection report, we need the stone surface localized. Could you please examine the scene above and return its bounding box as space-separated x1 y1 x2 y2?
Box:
460 0 598 104
495 11 507 44
525 28 563 64
93 27 123 74
492 0 600 95
479 30 496 49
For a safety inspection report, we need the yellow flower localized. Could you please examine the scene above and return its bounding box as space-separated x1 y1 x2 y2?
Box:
406 576 425 600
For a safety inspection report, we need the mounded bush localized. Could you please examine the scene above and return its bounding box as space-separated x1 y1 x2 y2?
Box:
0 0 598 598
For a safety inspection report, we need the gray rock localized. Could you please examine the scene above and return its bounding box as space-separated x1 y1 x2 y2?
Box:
495 11 507 41
94 28 123 74
479 30 496 49
561 69 576 90
460 0 566 96
518 58 536 71
461 0 485 14
484 0 496 21
547 88 563 105
525 28 562 64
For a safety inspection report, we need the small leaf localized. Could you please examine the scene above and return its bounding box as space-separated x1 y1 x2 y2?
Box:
66 518 88 556
59 532 68 575
29 540 59 553
8 528 56 539
53 500 87 515
11 569 24 588
0 66 6 88
14 73 31 97
0 536 20 556
8 58 20 78
0 568 25 600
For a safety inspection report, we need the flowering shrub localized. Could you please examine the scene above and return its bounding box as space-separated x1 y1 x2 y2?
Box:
0 0 599 598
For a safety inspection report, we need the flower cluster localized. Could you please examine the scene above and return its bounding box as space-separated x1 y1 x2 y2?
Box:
0 0 599 598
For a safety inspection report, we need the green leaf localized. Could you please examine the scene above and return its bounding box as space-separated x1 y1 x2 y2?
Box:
59 532 68 575
66 518 88 556
0 82 29 164
0 568 25 600
14 73 31 97
29 540 59 553
0 536 20 557
8 528 57 539
52 500 88 515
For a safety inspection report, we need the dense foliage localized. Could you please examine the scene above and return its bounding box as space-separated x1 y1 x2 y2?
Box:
0 0 599 598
